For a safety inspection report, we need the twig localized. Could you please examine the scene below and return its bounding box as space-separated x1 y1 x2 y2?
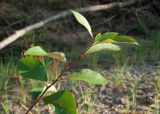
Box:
25 42 93 114
0 0 139 50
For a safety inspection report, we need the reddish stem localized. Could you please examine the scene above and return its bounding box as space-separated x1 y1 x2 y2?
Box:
25 43 93 114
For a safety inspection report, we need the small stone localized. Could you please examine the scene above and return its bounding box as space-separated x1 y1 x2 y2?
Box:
99 85 106 93
113 95 122 104
121 96 130 105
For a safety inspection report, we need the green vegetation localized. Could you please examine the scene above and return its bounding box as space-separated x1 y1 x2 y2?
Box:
15 11 138 114
1 6 160 114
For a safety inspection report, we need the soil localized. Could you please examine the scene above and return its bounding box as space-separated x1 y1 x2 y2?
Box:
1 63 160 114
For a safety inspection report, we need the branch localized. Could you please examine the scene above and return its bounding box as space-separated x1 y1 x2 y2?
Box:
24 41 94 114
0 0 137 50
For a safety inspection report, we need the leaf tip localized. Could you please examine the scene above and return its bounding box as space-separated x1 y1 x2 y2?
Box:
134 42 139 45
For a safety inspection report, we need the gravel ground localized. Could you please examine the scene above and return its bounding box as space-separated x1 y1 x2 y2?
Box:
91 64 160 114
1 63 160 114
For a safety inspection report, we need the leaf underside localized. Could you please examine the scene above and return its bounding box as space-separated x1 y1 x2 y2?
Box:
86 43 121 54
71 10 93 38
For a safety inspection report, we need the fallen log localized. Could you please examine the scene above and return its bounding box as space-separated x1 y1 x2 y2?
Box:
0 0 137 50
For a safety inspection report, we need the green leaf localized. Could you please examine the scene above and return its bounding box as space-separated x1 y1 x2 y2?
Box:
24 46 66 62
53 104 67 114
17 57 47 81
24 46 47 56
101 35 139 45
43 90 77 114
95 32 138 45
95 32 119 41
86 43 121 54
71 10 93 38
47 52 66 62
30 88 43 100
66 69 108 85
